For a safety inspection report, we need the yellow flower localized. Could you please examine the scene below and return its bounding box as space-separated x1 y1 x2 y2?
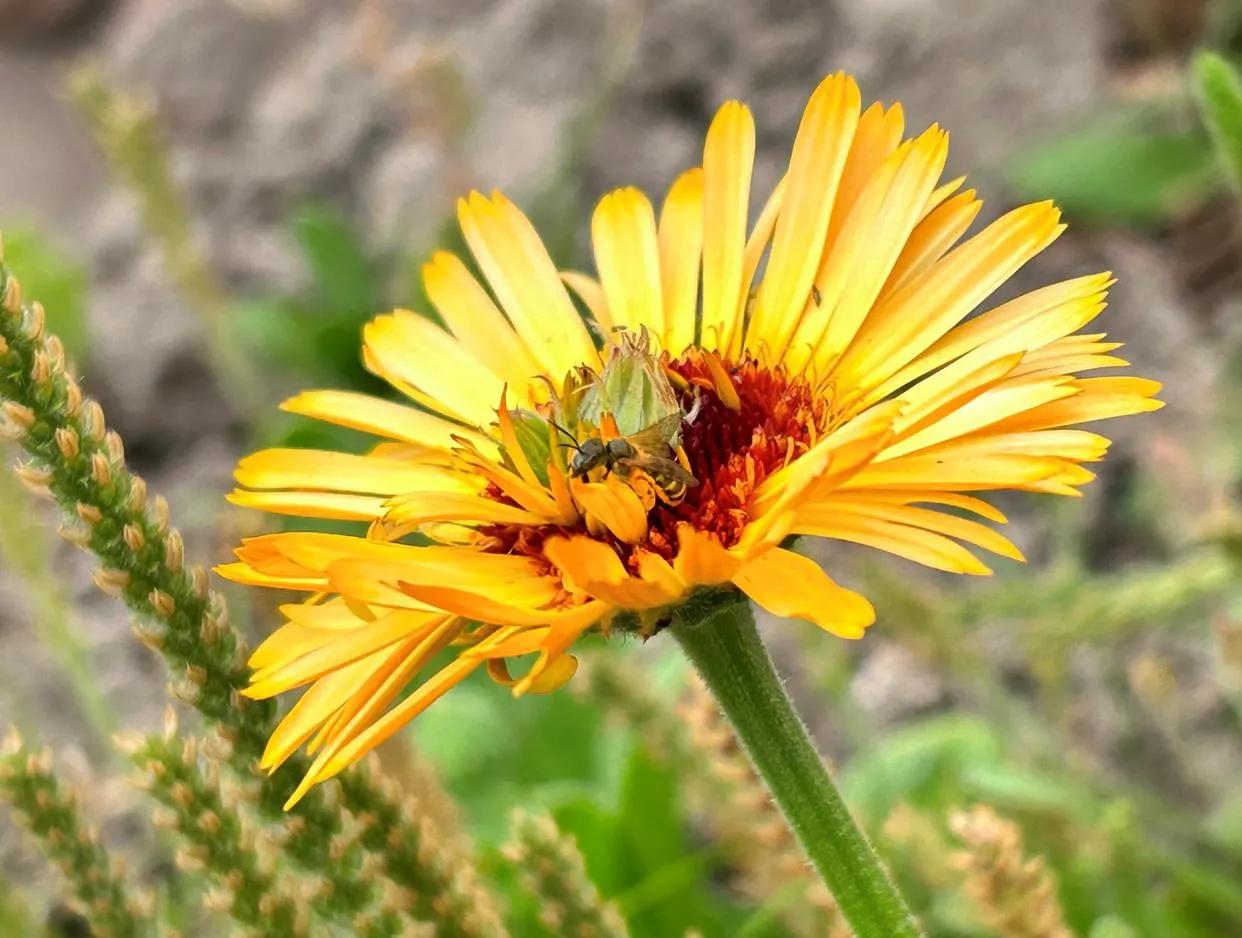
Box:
218 72 1161 808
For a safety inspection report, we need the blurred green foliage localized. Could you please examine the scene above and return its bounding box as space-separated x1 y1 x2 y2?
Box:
0 228 89 362
1193 50 1242 190
1007 109 1220 227
233 205 386 399
406 622 1242 938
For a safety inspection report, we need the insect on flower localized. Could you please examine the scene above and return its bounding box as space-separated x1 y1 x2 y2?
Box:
558 328 699 506
219 71 1163 808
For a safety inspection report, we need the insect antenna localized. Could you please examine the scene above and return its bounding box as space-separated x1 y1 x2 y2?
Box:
549 420 583 451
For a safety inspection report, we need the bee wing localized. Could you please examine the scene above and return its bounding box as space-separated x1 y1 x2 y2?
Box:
625 413 684 451
617 454 698 487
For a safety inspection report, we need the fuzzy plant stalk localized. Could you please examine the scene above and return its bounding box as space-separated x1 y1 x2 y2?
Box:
0 245 504 936
0 731 145 937
340 760 508 938
948 805 1072 938
504 810 630 938
66 67 224 317
671 594 923 938
120 711 307 938
65 66 258 421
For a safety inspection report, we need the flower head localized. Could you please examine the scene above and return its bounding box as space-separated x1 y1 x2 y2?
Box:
219 72 1161 807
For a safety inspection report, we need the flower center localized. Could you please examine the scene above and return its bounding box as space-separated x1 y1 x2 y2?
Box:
479 350 830 568
646 351 829 558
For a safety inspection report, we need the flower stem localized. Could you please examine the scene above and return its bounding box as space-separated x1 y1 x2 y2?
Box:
671 594 922 938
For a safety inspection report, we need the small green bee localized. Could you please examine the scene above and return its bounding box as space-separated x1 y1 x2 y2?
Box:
559 328 699 504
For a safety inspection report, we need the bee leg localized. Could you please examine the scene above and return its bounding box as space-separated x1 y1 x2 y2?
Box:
628 471 658 511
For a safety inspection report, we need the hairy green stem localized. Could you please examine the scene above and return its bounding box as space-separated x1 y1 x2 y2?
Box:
504 809 630 938
0 734 144 937
671 595 922 938
124 723 307 937
0 248 409 935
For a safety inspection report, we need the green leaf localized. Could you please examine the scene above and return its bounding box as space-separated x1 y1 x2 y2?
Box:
1007 111 1219 227
2 227 90 360
506 409 554 486
1192 50 1242 191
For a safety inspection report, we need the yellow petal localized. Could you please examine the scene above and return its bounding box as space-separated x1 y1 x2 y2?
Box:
788 127 950 371
592 187 664 338
844 452 1067 492
920 175 965 218
865 273 1112 408
756 398 903 512
278 597 369 630
891 297 1110 431
279 614 466 774
248 621 341 672
329 551 558 605
561 270 613 333
456 445 571 521
746 74 860 357
736 175 788 358
885 376 1080 458
793 513 993 575
524 653 579 694
731 547 875 638
259 640 417 773
283 624 475 807
815 489 1008 524
235 448 471 495
658 168 704 355
247 610 447 700
363 310 505 426
255 532 536 578
989 377 1163 433
485 652 577 693
457 191 598 378
280 389 495 454
228 489 388 521
818 501 1024 561
213 561 327 592
467 627 551 660
821 101 905 257
878 188 981 301
422 250 543 397
834 201 1065 397
700 101 755 353
514 601 611 696
919 430 1111 463
887 353 1023 447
